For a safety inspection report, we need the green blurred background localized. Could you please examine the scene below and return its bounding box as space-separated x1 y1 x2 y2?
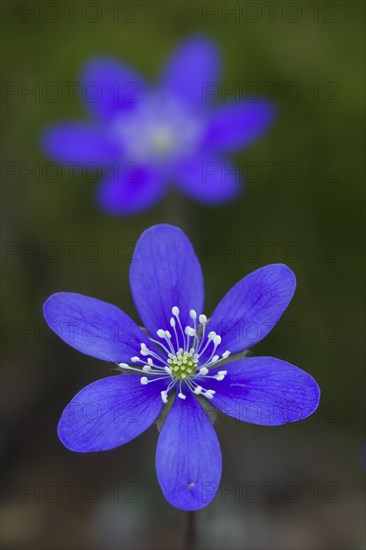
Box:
2 1 365 549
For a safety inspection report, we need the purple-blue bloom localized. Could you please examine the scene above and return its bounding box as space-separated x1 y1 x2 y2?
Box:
43 225 320 510
41 37 275 214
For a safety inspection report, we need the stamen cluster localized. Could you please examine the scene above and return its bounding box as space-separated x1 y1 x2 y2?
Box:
118 306 230 404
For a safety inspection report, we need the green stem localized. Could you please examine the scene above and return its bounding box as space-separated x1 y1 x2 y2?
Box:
184 511 196 550
165 188 189 231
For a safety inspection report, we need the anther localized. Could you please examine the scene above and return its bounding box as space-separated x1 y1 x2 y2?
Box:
185 326 196 337
140 344 149 356
140 377 149 385
213 335 222 346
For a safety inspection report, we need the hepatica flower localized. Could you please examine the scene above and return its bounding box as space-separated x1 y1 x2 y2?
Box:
42 37 275 214
44 225 320 510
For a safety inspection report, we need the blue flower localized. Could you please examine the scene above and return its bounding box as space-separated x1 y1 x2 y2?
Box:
43 225 320 510
41 37 275 214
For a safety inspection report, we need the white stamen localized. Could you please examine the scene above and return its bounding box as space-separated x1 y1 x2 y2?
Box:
157 329 165 338
199 367 209 375
178 392 186 400
185 326 196 337
172 306 180 316
131 357 140 363
194 385 203 395
204 390 215 399
140 377 149 385
140 344 149 356
142 365 151 372
199 314 207 324
222 350 230 359
190 309 197 320
161 390 168 404
213 335 222 346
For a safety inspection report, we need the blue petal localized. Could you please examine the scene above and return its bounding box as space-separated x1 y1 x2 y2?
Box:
156 392 222 510
58 375 165 452
43 293 152 363
208 264 296 355
203 100 276 152
175 154 241 203
209 357 320 425
80 57 148 120
96 164 166 215
160 36 221 109
41 123 119 164
130 225 204 340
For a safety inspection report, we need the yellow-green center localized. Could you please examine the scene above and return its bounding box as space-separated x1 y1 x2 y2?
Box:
167 350 199 380
151 129 174 155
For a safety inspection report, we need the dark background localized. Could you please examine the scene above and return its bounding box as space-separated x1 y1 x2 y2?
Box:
1 1 365 549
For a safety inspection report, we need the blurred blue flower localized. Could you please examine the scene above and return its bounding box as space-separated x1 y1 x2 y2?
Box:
42 37 275 214
43 225 320 510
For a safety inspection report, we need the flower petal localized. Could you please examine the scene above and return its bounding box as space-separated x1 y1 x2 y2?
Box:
130 225 204 339
175 154 241 203
58 375 165 452
41 123 119 164
202 100 276 152
209 357 320 425
43 292 152 363
156 392 221 510
80 57 148 120
96 164 166 215
161 36 221 108
208 264 296 354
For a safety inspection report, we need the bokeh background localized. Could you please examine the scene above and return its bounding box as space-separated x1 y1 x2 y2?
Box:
2 1 365 549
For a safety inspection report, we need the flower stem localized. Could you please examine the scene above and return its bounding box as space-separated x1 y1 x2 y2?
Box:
165 188 189 231
184 511 196 550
